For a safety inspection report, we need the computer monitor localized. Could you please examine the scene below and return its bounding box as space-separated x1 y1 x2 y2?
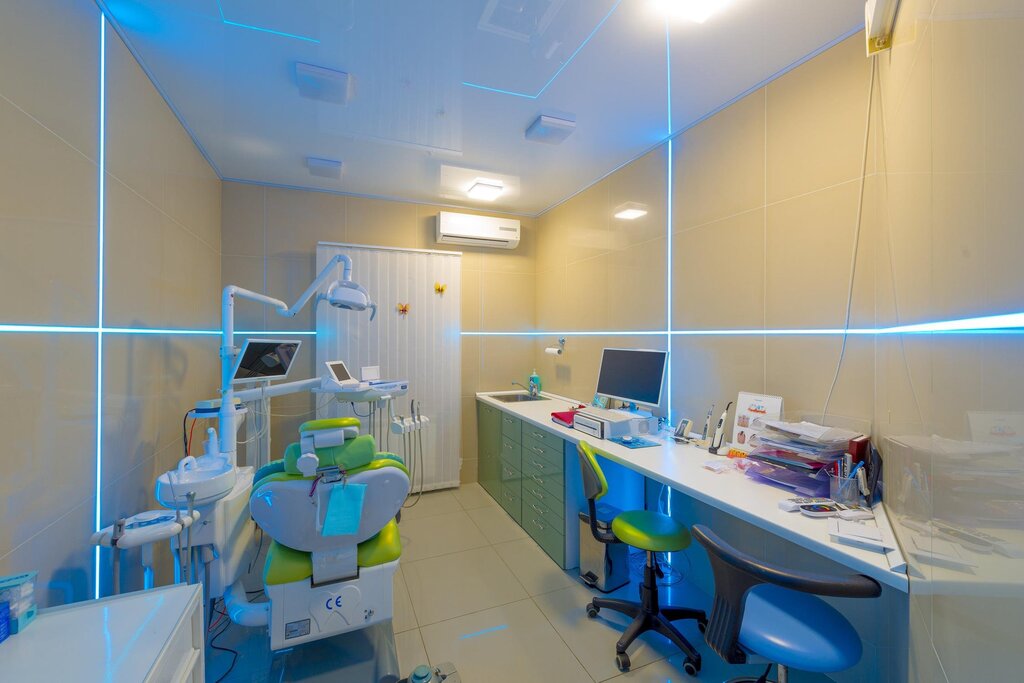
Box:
231 339 301 383
595 348 668 408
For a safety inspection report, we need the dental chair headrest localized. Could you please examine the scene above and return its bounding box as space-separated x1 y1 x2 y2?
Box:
283 435 376 475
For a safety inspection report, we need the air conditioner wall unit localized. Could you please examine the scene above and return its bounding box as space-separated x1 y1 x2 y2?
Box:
436 211 520 249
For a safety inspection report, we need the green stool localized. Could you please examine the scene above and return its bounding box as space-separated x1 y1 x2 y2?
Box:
578 441 707 675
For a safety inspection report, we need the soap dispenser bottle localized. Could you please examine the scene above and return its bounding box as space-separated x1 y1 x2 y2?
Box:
529 369 542 396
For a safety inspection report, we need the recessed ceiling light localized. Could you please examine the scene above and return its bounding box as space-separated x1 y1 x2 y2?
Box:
306 156 343 179
651 0 732 24
467 180 504 201
614 202 648 220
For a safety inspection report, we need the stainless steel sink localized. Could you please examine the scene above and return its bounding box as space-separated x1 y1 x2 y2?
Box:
491 393 549 403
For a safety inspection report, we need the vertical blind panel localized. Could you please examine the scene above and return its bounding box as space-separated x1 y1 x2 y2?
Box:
316 243 462 490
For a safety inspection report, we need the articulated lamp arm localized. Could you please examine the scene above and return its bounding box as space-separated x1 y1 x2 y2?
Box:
281 254 353 318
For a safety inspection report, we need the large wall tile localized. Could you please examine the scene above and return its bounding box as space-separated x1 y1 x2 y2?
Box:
765 179 874 329
674 90 765 229
265 187 345 257
766 35 872 202
222 182 266 257
765 336 874 424
347 196 419 247
0 0 99 158
0 334 95 559
673 209 765 330
481 272 535 331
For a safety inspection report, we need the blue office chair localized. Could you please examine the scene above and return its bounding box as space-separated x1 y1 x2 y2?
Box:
691 524 881 683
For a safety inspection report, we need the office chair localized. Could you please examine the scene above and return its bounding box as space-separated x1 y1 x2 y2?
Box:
691 524 881 683
578 441 707 674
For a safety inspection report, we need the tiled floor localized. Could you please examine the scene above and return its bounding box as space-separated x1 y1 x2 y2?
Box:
210 484 831 682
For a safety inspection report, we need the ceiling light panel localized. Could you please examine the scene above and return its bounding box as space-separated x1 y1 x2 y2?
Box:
525 114 577 144
652 0 733 24
467 180 505 201
614 202 648 220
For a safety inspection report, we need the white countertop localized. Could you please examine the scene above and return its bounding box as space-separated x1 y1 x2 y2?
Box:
0 584 201 681
478 391 909 592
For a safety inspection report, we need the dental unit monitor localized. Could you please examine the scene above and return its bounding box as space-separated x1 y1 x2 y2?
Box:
232 340 301 383
596 348 668 408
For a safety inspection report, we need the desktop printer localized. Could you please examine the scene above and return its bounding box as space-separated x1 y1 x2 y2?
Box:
573 408 657 440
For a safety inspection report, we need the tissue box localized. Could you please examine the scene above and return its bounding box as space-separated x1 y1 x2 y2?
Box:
0 601 9 644
0 571 37 634
9 602 37 634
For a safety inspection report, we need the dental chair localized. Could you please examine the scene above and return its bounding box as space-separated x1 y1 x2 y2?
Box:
247 417 410 650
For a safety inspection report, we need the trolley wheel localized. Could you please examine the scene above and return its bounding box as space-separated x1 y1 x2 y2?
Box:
615 652 631 672
697 618 708 634
585 603 600 619
683 658 700 676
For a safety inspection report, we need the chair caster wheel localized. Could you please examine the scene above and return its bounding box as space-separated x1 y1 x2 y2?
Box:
697 618 708 634
585 603 599 619
615 652 631 672
683 658 699 676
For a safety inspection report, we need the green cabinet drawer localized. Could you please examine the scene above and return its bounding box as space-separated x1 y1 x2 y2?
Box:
521 479 561 517
522 505 565 568
522 486 564 529
499 478 522 524
477 402 502 500
500 435 521 471
522 457 564 503
521 425 563 454
521 433 563 471
501 413 522 444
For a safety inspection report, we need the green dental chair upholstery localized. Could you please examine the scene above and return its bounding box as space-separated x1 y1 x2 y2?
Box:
250 417 409 586
578 441 708 674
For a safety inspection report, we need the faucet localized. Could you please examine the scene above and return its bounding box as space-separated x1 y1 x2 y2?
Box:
512 380 539 398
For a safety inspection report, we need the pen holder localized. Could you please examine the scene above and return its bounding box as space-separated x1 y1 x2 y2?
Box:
828 470 863 506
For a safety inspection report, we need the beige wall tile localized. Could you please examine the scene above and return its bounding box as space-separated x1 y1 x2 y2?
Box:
0 334 95 558
103 176 164 328
602 237 667 331
222 255 268 330
264 255 317 331
670 336 765 438
347 196 419 248
479 336 536 393
265 187 345 257
608 147 668 246
766 35 872 202
930 17 986 174
534 267 568 331
481 272 535 331
222 182 266 257
673 209 765 330
461 335 480 397
675 90 765 229
765 180 874 329
461 268 482 331
536 203 570 274
765 336 874 423
561 182 612 264
874 172 933 326
0 0 99 158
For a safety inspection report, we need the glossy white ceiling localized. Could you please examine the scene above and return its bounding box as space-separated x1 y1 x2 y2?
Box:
102 0 864 215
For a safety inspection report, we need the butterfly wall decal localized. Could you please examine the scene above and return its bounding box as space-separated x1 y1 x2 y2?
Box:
396 303 410 316
434 282 446 295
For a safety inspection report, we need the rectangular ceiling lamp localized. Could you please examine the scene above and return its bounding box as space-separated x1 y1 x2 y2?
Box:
525 114 576 144
614 202 648 220
865 0 902 54
295 62 353 104
306 157 343 178
467 180 504 201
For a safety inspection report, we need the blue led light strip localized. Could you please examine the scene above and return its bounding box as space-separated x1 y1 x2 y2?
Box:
216 0 319 44
94 14 106 600
664 24 673 517
462 0 622 99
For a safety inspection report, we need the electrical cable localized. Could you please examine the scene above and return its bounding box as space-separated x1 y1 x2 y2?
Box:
822 56 877 423
187 418 198 456
209 601 238 683
181 410 191 458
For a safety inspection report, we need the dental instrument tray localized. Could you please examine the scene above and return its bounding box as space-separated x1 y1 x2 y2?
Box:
608 435 659 449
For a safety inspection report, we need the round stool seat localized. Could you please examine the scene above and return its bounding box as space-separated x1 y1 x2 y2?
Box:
739 584 862 673
611 510 691 552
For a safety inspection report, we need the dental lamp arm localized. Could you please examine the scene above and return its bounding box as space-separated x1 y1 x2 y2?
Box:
281 254 353 318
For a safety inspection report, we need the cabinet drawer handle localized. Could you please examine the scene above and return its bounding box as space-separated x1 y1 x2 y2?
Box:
531 519 546 532
504 491 514 502
505 442 514 449
531 474 544 486
504 467 514 478
531 446 545 454
531 459 546 470
530 503 545 516
504 417 514 424
530 487 545 500
531 432 544 439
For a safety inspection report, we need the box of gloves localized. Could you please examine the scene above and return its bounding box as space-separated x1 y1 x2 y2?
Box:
0 571 38 635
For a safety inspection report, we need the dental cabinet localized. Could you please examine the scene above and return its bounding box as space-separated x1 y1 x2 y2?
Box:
2 583 204 682
477 399 579 569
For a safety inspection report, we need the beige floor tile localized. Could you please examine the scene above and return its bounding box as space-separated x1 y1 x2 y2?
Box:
403 547 528 626
393 567 418 634
420 598 592 683
398 510 489 562
395 629 429 677
494 538 576 596
533 582 689 682
452 482 500 510
400 489 464 521
466 505 529 544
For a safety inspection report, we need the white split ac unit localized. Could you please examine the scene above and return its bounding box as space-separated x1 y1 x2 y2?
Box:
436 211 520 249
